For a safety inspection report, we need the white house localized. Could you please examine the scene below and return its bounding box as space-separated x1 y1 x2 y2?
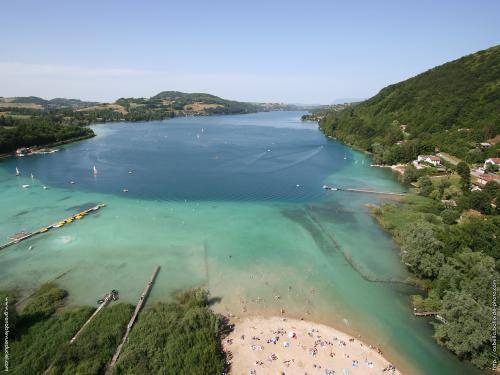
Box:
417 155 442 167
484 158 500 169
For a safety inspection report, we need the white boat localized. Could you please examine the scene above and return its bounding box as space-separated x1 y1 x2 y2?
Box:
31 173 34 179
43 186 48 190
22 184 30 188
16 167 20 176
93 165 98 175
343 154 347 160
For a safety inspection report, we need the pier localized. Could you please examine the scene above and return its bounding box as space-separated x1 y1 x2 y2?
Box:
70 291 117 344
414 311 438 317
323 185 406 196
108 266 161 370
0 204 106 251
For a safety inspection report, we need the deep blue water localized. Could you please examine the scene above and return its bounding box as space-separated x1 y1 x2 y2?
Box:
5 112 401 202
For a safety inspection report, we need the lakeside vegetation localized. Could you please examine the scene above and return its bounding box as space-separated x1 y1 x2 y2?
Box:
371 180 498 369
315 46 500 370
0 115 95 154
1 284 227 374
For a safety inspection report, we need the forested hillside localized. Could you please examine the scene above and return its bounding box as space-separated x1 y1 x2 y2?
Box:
320 45 500 164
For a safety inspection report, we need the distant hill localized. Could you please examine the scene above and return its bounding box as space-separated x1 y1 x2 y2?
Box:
0 90 313 153
0 96 99 109
319 45 500 164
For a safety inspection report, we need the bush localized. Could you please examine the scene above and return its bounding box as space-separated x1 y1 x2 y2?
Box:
114 288 225 375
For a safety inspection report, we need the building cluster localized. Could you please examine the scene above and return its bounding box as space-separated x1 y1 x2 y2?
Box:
473 157 500 190
412 155 442 169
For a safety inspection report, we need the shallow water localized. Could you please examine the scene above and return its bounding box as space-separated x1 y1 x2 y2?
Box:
0 112 475 374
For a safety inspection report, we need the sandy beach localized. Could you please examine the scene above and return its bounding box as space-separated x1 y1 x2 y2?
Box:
224 316 401 375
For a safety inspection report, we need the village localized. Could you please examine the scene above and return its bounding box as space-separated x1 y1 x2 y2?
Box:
383 123 499 193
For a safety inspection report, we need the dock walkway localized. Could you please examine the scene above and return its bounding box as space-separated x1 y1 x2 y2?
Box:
323 185 406 196
70 291 114 344
0 204 106 251
108 266 160 370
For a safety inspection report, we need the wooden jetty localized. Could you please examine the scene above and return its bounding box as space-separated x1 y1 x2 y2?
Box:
414 311 438 317
70 291 115 344
108 266 160 370
323 185 406 196
0 204 106 251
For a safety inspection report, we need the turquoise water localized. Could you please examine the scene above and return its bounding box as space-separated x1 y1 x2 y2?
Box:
0 112 474 374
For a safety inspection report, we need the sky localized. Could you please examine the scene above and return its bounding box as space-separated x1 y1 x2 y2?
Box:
1 0 498 104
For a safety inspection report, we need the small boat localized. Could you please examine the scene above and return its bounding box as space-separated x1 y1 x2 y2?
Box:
28 246 33 250
69 181 75 184
43 186 48 190
343 154 347 160
22 184 30 188
30 173 34 179
16 167 20 176
128 170 133 174
93 165 98 175
122 188 129 193
322 185 338 191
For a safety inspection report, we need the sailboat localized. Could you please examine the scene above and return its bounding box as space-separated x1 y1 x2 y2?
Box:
15 167 20 176
93 165 98 175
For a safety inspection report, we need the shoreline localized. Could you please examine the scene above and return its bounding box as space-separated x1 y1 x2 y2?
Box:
0 132 95 160
224 315 401 374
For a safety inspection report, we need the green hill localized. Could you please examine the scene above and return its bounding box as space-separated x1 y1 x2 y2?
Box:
0 96 99 109
319 45 500 164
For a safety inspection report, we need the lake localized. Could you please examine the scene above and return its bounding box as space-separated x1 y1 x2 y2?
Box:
0 111 475 374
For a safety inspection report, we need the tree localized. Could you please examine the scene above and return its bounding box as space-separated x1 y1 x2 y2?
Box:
434 291 492 369
485 163 499 173
435 251 496 303
396 221 445 278
418 176 434 197
402 164 419 184
441 208 460 224
483 181 499 199
441 217 500 259
456 162 471 193
468 190 492 215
